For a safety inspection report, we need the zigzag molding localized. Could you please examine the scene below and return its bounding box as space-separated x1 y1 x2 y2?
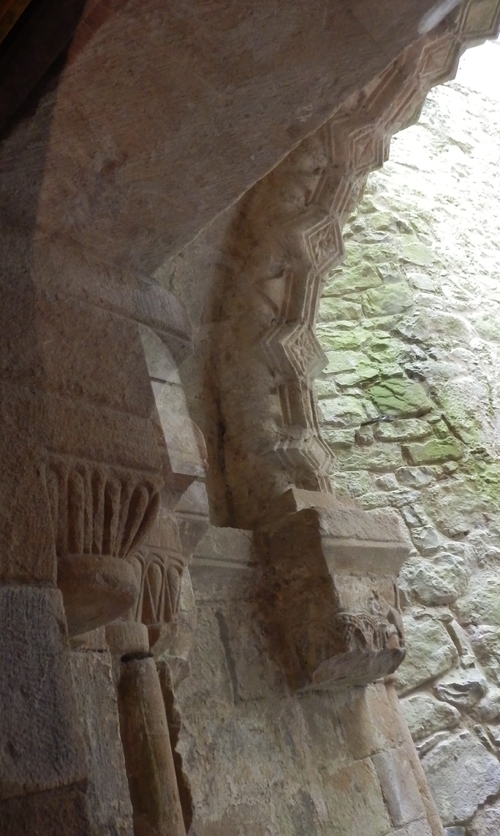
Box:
216 0 500 528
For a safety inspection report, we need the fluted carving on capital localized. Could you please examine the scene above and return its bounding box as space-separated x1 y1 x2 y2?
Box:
45 454 162 638
45 456 161 560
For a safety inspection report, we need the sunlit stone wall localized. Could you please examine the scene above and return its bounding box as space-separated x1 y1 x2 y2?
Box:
317 40 500 836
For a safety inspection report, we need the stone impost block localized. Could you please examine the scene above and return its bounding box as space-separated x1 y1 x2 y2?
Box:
256 488 409 690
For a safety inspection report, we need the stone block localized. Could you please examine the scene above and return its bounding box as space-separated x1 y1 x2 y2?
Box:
434 669 487 711
320 395 367 427
362 282 413 317
257 490 408 690
469 797 500 836
336 443 404 472
396 466 439 487
367 377 433 418
455 573 500 627
400 552 469 605
36 294 155 418
395 616 458 696
397 822 434 836
326 759 393 836
0 586 86 799
70 652 134 834
0 784 90 836
422 731 500 826
0 384 56 583
400 694 460 742
410 526 441 556
335 683 404 760
372 746 426 827
403 438 463 465
191 526 254 600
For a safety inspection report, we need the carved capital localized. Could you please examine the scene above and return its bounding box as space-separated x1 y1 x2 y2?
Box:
46 454 161 637
256 489 408 691
127 484 209 683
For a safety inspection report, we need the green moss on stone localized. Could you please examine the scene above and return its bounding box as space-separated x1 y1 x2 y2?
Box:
403 438 463 466
324 264 383 297
362 283 413 317
317 298 362 322
315 324 371 351
367 377 433 418
400 238 436 266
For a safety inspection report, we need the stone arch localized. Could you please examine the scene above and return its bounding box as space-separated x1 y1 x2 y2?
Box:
214 1 500 530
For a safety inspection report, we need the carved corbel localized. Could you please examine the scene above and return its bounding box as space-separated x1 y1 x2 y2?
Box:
256 488 408 691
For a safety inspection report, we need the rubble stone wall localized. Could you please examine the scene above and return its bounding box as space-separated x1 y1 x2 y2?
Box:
316 42 500 836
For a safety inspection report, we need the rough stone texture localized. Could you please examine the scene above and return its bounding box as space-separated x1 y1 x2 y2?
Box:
1 0 447 275
256 489 408 691
395 617 458 696
316 39 500 835
0 586 85 799
401 695 460 742
0 784 91 836
178 554 438 836
469 798 500 836
372 746 426 826
422 731 500 826
69 651 134 835
2 4 500 835
118 657 185 836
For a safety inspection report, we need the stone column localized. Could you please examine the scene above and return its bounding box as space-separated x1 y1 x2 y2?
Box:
0 218 192 831
105 327 209 836
107 495 208 836
106 622 186 836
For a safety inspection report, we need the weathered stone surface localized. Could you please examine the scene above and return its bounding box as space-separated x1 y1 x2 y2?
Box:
434 669 487 711
455 574 500 627
403 438 463 466
391 472 432 506
5 0 452 271
468 625 500 684
325 759 393 835
401 694 460 742
336 445 404 472
469 797 500 836
118 657 185 836
70 652 134 835
421 480 486 538
318 298 362 322
362 283 413 317
410 527 441 556
0 785 91 836
0 586 85 799
400 553 469 605
257 491 408 690
367 378 433 418
395 618 458 696
372 746 426 826
58 555 140 638
320 395 367 427
376 423 433 443
422 731 500 826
